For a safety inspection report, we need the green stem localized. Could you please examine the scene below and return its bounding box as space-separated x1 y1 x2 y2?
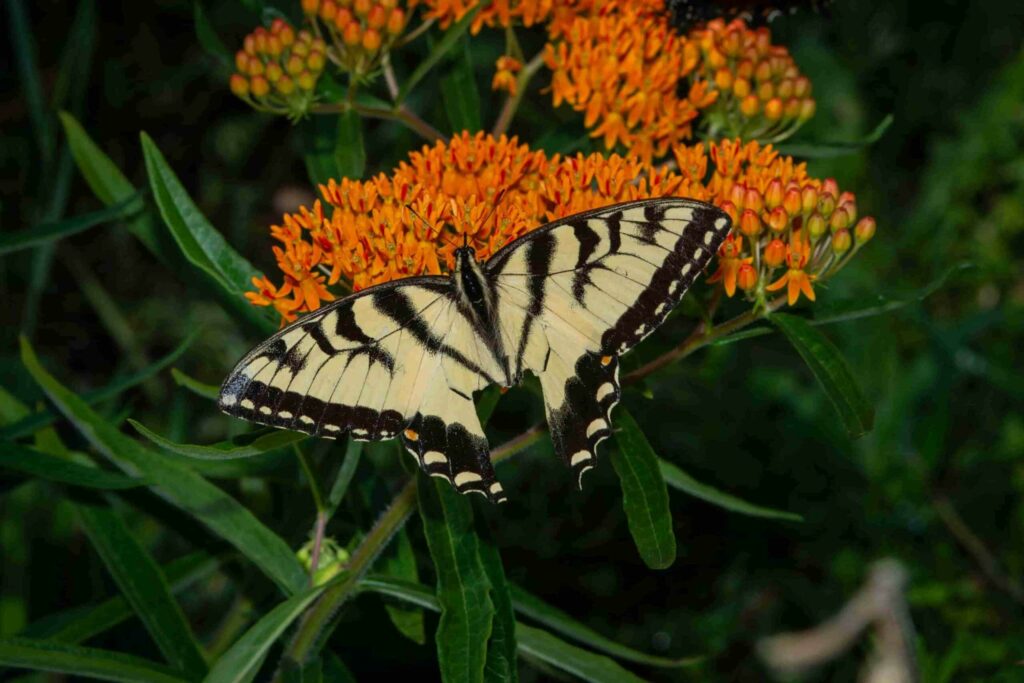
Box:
295 444 325 513
491 51 545 138
311 102 444 143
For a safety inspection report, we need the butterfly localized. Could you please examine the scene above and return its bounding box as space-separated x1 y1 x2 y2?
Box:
665 0 833 32
219 198 731 503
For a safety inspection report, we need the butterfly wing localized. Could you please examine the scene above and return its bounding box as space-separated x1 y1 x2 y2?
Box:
218 277 509 501
486 198 731 485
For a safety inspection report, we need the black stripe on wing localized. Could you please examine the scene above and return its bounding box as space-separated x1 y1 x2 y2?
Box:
401 412 505 503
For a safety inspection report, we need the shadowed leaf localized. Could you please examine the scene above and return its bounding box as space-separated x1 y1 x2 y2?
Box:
0 638 189 683
0 444 145 490
659 459 803 522
130 420 307 460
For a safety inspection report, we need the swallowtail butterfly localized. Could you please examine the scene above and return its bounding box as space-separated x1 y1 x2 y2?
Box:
219 198 731 503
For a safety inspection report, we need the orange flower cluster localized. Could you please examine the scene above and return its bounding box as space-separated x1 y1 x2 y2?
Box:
416 0 559 33
492 56 522 96
301 0 411 75
248 134 872 322
545 1 716 161
704 139 876 305
230 20 327 117
688 18 815 140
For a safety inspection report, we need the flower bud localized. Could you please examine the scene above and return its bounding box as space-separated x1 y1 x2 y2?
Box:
275 74 295 95
832 228 852 254
354 0 372 17
777 78 794 99
267 35 283 56
793 76 811 97
739 209 761 237
292 40 310 57
253 28 269 53
757 81 774 101
286 54 304 75
799 99 816 121
280 25 295 46
362 28 382 51
764 238 786 267
719 200 738 224
838 192 857 222
297 70 317 90
783 187 802 216
854 216 876 243
800 186 817 214
829 206 850 232
729 183 746 210
737 262 758 291
784 98 801 120
386 8 406 34
755 60 772 82
334 7 353 30
343 21 361 46
247 58 265 76
302 0 319 13
715 68 733 90
744 187 763 213
733 77 751 98
244 34 257 55
320 0 338 20
250 75 270 97
821 178 839 199
707 48 726 69
736 59 754 79
806 212 827 239
265 61 283 82
368 4 388 28
767 206 788 232
307 50 326 71
764 98 783 121
740 95 760 117
754 29 770 55
817 193 836 217
235 50 249 73
229 74 250 97
765 179 784 210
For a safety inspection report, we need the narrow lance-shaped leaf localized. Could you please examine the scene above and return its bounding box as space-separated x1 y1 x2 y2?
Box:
475 517 518 683
20 338 309 596
378 529 426 645
771 312 875 438
659 459 802 522
439 36 481 133
76 502 208 678
193 1 232 67
610 409 677 570
777 114 894 159
0 638 189 683
0 194 142 256
170 368 221 400
336 109 365 180
396 5 482 104
325 440 362 515
417 472 494 683
130 420 307 460
0 444 145 490
202 584 327 683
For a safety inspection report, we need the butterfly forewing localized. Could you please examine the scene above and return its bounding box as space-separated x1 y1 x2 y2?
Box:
220 198 731 502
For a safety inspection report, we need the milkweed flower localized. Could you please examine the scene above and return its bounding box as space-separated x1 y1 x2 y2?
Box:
248 133 873 323
231 20 327 118
302 0 412 76
492 56 523 95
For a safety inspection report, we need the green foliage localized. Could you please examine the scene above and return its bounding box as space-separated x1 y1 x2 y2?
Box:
2 2 1023 681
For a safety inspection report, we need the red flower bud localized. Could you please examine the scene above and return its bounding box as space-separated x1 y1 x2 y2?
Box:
739 209 761 237
744 187 763 213
718 200 738 224
767 206 788 232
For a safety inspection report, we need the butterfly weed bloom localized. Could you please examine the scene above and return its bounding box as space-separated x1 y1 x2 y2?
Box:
688 18 815 140
492 55 523 95
230 20 328 118
301 0 411 77
696 140 876 306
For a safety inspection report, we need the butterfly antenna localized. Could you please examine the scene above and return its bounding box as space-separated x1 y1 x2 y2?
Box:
404 200 461 251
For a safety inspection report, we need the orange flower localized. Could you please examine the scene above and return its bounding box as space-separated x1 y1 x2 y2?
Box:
302 0 411 75
417 0 561 33
707 233 744 296
492 56 523 95
766 232 816 305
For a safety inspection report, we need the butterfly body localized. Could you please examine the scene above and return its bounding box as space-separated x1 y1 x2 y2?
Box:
219 198 731 503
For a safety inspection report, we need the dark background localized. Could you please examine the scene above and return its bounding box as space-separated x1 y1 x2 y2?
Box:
2 0 1023 680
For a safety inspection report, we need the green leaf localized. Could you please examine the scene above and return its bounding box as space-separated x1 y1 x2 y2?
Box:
0 637 189 683
417 472 494 683
194 1 231 66
440 37 482 132
0 332 197 442
203 584 327 683
170 368 221 400
475 386 502 428
21 553 219 644
658 459 802 522
610 409 676 570
8 0 52 162
140 132 274 332
325 440 362 515
515 623 647 683
396 5 482 105
777 114 894 158
130 420 307 460
76 502 207 678
771 312 875 438
0 444 145 490
20 338 308 596
508 585 697 668
378 529 426 645
476 519 517 683
58 112 161 253
336 110 366 180
0 193 142 256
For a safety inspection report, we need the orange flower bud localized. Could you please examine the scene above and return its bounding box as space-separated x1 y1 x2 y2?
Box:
368 4 387 28
729 183 746 210
817 193 836 217
229 73 250 97
297 70 317 90
839 192 857 222
244 34 257 55
777 79 794 99
250 75 270 97
301 0 319 13
254 27 269 53
362 28 381 51
265 62 283 83
821 178 839 199
707 48 726 69
764 98 783 121
754 29 770 55
783 188 802 216
737 262 758 291
739 209 761 237
733 77 751 98
799 99 816 121
767 206 788 232
307 50 325 71
801 186 818 214
765 179 784 209
292 40 310 57
740 95 760 117
832 228 852 254
854 216 876 243
736 59 754 79
275 74 295 95
757 81 774 101
829 206 849 232
806 212 827 239
793 76 811 97
354 0 371 17
280 25 295 46
381 0 397 7
334 7 352 30
267 35 282 56
386 8 405 34
247 58 265 76
286 54 304 75
784 98 801 119
744 187 763 213
715 68 733 90
764 238 786 267
755 60 772 82
343 21 361 46
235 50 249 73
320 0 338 20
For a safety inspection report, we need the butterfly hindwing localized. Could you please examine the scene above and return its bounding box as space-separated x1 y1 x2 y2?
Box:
488 198 731 476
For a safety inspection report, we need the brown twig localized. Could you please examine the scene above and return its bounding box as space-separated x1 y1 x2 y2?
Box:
311 102 444 143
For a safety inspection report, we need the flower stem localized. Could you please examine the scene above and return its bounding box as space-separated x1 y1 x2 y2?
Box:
492 51 545 138
312 102 444 142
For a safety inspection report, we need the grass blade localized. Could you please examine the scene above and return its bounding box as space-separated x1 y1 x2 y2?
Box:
396 5 481 105
417 472 494 683
610 409 676 570
76 502 208 678
658 459 802 521
0 638 189 683
20 338 309 596
771 312 875 438
8 0 52 161
0 444 145 490
130 420 307 460
170 368 221 400
509 584 698 668
0 193 142 256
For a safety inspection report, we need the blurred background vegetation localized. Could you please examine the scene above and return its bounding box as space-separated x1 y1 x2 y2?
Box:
1 0 1023 681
